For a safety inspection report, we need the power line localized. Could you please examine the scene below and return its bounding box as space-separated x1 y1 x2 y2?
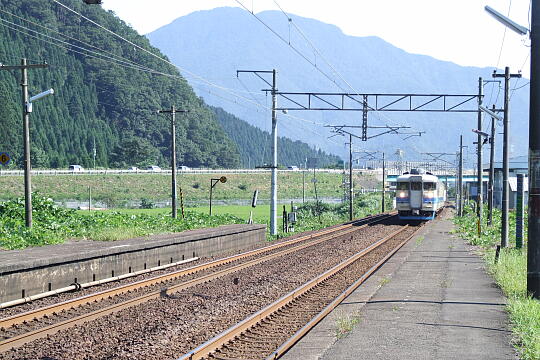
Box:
0 17 160 74
240 0 425 138
3 12 336 145
50 0 283 111
0 9 153 73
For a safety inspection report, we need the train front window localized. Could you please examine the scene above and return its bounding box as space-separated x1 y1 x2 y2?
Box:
397 182 408 190
411 182 422 190
423 182 436 190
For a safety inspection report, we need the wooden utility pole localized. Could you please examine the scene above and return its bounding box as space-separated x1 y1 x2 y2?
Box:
0 59 49 228
157 106 188 219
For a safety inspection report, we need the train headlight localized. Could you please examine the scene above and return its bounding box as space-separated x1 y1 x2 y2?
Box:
424 191 434 198
398 191 407 198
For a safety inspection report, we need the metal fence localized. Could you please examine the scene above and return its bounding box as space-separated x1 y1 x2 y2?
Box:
0 168 349 176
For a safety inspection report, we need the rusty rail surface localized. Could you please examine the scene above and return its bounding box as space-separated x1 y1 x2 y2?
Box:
0 212 395 352
179 224 414 360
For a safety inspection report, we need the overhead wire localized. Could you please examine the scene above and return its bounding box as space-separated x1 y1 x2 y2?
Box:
488 0 514 107
54 0 420 158
50 0 285 112
251 0 427 145
0 17 164 75
0 8 156 74
48 0 335 144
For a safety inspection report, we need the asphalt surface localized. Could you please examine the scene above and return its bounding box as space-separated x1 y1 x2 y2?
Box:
282 211 517 360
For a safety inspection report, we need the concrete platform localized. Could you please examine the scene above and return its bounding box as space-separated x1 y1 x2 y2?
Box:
282 212 517 360
0 224 265 303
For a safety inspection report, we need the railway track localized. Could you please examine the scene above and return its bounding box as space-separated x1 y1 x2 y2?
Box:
180 223 422 360
0 212 396 353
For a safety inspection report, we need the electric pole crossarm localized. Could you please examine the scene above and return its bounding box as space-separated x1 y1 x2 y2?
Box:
411 95 443 111
366 126 412 140
237 69 279 235
376 95 408 111
237 70 274 88
275 93 481 112
0 64 48 70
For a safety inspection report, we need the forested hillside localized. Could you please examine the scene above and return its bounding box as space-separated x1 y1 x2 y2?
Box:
0 0 240 169
148 7 530 161
212 107 341 168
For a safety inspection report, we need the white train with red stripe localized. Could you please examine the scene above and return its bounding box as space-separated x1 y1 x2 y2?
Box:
396 169 446 220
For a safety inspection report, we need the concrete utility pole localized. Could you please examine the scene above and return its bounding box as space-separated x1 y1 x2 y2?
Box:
0 58 49 228
488 105 497 226
458 135 464 216
493 67 521 247
382 152 386 213
236 69 278 235
271 69 278 235
348 133 353 221
529 0 540 298
477 77 484 221
157 106 188 219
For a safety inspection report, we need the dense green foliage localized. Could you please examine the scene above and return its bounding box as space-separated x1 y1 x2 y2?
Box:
0 195 244 249
212 107 342 168
277 192 392 236
453 205 539 359
0 0 240 169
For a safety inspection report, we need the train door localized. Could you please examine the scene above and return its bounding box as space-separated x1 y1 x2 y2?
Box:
410 177 423 209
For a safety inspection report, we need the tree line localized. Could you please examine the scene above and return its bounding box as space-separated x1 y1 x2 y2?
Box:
0 0 340 170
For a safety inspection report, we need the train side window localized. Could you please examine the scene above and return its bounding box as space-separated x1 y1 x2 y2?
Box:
411 182 422 190
423 182 436 190
397 182 409 190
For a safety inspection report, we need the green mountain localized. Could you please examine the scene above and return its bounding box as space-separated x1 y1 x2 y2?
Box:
0 0 240 169
212 107 341 168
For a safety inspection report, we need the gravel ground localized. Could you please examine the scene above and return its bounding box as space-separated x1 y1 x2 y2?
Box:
0 216 369 320
210 227 417 359
2 217 411 360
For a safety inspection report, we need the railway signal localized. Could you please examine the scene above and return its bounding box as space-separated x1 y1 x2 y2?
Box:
209 176 227 216
0 152 11 166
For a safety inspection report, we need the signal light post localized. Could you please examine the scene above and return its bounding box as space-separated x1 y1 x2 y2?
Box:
209 176 227 216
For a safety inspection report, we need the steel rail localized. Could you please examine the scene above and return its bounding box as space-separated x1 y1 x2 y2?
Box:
179 225 409 360
0 213 395 352
0 212 392 330
267 223 424 359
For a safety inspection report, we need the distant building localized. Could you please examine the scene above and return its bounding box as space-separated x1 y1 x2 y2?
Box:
483 155 528 210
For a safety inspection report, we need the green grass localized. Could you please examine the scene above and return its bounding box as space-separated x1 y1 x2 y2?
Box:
335 310 362 339
453 204 540 359
188 204 271 222
0 196 244 250
0 172 380 208
1 191 390 254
